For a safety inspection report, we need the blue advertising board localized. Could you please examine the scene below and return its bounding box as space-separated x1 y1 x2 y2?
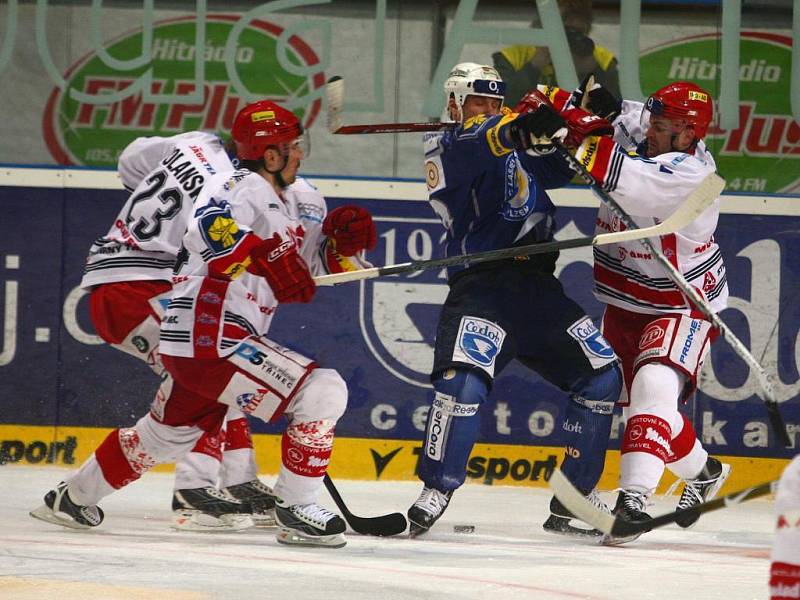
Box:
0 174 798 461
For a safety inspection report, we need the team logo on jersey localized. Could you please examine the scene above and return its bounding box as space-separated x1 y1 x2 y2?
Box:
502 156 537 221
199 208 245 254
452 317 506 376
207 216 240 248
567 317 616 368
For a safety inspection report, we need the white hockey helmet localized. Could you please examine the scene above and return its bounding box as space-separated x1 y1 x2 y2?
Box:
443 62 505 121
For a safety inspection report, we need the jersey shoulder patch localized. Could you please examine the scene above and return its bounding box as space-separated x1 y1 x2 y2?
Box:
425 154 446 194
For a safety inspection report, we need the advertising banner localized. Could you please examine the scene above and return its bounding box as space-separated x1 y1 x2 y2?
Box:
1 177 797 480
45 14 325 167
640 32 800 194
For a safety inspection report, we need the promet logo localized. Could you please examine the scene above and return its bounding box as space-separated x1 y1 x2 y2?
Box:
44 14 324 167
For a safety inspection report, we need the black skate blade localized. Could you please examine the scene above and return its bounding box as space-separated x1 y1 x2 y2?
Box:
408 520 430 538
543 515 604 539
276 527 347 548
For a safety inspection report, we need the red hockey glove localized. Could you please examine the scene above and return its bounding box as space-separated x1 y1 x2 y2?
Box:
512 89 553 115
561 108 614 148
248 233 315 304
572 73 622 122
322 205 377 257
507 104 567 156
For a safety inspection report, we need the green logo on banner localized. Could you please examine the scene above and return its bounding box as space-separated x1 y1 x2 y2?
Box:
640 32 799 194
45 15 324 167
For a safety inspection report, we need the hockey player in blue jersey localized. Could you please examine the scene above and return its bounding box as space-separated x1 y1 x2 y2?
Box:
408 62 623 538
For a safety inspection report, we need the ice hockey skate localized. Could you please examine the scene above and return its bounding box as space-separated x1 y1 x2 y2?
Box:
601 489 652 545
407 486 453 537
274 500 346 548
543 492 607 539
223 479 277 526
171 487 254 532
29 481 104 530
673 456 732 528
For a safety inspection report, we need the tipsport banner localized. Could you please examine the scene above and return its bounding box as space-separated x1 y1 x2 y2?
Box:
44 14 324 167
641 31 800 194
0 183 798 460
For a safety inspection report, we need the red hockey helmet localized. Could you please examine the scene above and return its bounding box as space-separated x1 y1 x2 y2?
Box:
643 82 714 139
231 100 305 161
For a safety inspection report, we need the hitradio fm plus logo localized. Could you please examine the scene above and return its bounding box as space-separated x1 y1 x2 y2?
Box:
640 31 798 194
44 15 324 166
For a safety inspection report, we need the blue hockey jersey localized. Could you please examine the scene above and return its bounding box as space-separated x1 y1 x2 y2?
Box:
423 110 574 273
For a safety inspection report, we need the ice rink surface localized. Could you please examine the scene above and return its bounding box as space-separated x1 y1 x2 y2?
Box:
1 466 774 600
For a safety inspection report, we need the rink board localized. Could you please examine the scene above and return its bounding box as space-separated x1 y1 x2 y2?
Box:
0 169 798 486
0 424 791 493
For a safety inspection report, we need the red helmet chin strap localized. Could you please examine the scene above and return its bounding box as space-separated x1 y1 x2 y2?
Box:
263 147 290 189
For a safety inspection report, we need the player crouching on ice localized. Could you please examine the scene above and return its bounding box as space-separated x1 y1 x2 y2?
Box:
31 101 376 549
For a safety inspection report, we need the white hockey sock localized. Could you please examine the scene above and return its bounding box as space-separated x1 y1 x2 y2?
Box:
174 451 220 491
65 455 117 506
619 452 663 495
666 438 708 481
619 363 684 494
220 447 259 488
273 468 323 507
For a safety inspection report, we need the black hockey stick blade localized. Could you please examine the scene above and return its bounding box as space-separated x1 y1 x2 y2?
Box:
323 474 407 537
549 468 778 538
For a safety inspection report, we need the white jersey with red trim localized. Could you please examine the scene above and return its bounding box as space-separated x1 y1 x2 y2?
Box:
81 131 233 288
576 100 728 315
159 171 333 359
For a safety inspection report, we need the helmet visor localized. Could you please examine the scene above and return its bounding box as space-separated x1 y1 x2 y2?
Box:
286 131 310 158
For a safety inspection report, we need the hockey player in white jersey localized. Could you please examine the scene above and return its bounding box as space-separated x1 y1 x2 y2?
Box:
513 79 732 541
770 455 800 599
63 126 277 530
31 101 374 548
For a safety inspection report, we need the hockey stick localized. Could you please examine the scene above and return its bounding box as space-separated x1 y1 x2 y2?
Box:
549 468 778 538
326 76 449 135
314 172 722 287
326 74 788 441
553 142 790 447
323 474 407 536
